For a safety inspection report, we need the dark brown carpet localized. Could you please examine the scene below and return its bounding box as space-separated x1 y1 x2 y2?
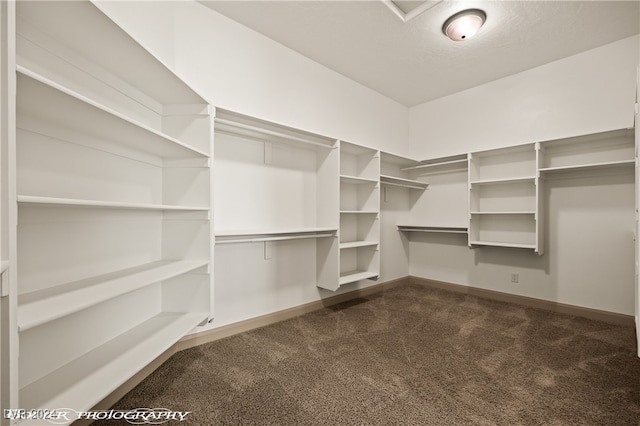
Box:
103 283 640 425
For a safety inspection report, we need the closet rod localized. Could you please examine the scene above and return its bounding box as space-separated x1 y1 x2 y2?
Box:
216 233 335 244
397 226 468 234
215 118 336 149
400 158 467 171
381 181 427 190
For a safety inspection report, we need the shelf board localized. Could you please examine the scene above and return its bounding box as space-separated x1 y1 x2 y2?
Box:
539 159 635 174
470 211 536 215
18 260 210 332
215 227 337 237
380 175 428 189
19 311 207 413
215 117 336 150
17 67 210 160
215 227 337 244
339 241 379 249
339 270 379 286
17 195 209 212
470 176 536 185
469 240 537 250
397 225 468 234
340 210 379 215
400 158 468 171
340 174 378 185
17 1 205 107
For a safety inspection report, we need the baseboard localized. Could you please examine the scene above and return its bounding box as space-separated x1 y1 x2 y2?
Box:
175 276 409 351
409 276 636 327
84 276 408 423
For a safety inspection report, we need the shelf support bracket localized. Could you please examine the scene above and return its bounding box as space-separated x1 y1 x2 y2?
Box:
1 261 9 297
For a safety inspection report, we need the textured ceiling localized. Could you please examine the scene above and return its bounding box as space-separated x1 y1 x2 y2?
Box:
200 1 640 107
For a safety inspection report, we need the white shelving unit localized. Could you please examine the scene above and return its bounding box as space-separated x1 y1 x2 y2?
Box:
538 128 635 174
380 152 430 192
213 109 340 290
468 144 543 253
386 153 469 233
8 1 214 420
337 142 380 288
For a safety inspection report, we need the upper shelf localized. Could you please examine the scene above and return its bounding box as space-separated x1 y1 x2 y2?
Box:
397 225 468 234
215 228 337 244
539 159 634 174
469 176 537 185
400 155 468 172
538 128 635 174
17 1 204 109
215 109 336 150
340 175 379 185
17 68 210 161
380 175 428 189
17 195 210 212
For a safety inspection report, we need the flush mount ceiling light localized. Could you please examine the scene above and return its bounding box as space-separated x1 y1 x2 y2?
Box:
442 9 486 41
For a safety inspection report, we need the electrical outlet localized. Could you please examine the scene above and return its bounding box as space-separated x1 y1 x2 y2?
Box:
510 273 519 283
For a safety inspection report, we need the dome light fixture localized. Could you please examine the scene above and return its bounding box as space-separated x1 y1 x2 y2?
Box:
442 9 486 41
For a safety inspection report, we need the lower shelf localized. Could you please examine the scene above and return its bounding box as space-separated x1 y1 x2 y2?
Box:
19 311 208 417
339 240 378 249
339 270 378 286
18 260 209 332
469 240 537 250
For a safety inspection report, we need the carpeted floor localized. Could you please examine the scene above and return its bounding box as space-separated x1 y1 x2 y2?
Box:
103 283 640 425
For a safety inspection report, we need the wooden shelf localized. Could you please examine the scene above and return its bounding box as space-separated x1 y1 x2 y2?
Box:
470 176 536 185
397 225 468 234
17 195 209 212
17 67 210 160
339 270 379 286
340 174 378 185
470 211 536 215
340 241 378 249
469 240 537 250
216 228 337 244
19 311 207 412
538 128 634 174
380 174 428 189
16 1 205 109
400 157 468 171
18 260 210 332
215 227 336 237
340 210 379 215
215 117 336 150
539 159 634 174
215 109 336 150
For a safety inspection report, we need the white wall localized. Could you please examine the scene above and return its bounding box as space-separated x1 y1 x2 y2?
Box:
408 36 640 315
410 36 639 160
95 1 409 156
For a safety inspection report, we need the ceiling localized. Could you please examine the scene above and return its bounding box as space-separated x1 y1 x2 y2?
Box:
200 1 640 107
